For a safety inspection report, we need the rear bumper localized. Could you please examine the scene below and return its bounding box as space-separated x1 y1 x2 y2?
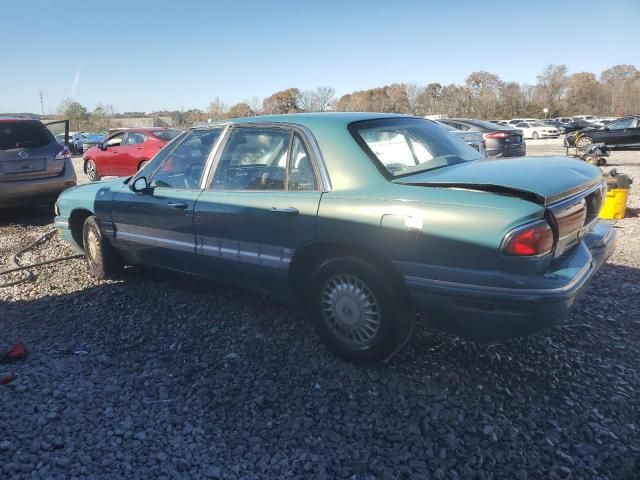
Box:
488 145 526 158
0 159 77 207
400 222 615 340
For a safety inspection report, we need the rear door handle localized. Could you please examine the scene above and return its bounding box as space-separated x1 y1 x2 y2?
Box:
271 207 299 215
167 201 188 209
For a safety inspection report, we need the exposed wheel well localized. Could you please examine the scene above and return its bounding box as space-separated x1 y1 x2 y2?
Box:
68 209 94 250
289 242 411 306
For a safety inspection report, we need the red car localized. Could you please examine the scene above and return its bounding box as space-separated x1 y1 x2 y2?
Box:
83 128 182 181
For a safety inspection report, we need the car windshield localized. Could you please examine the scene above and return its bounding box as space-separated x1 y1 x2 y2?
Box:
351 118 483 178
530 121 547 127
152 129 182 140
86 134 105 141
0 122 53 150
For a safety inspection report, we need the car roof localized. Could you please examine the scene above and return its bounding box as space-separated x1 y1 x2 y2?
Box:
0 117 43 124
196 112 412 130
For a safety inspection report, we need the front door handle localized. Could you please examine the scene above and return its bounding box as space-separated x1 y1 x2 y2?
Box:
167 201 188 209
271 207 299 215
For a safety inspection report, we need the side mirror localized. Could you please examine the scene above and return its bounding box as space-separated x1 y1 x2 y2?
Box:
603 126 610 131
129 176 152 194
99 143 107 151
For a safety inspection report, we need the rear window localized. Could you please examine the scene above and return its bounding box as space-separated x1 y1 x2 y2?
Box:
350 118 483 178
0 122 53 150
151 129 182 141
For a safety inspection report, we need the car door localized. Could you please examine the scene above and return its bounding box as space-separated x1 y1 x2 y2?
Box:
117 131 147 176
97 132 125 176
110 128 223 271
603 117 636 147
44 120 69 146
193 125 323 295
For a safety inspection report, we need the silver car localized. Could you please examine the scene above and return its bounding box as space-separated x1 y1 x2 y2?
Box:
0 116 77 207
435 121 487 157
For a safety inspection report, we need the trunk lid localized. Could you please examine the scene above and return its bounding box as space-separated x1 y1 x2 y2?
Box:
392 156 601 206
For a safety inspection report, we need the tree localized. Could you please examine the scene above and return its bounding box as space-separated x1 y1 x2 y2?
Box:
262 88 300 114
314 86 335 111
91 103 116 131
228 102 254 118
58 98 89 131
565 72 602 115
600 65 640 115
207 97 227 120
535 64 568 114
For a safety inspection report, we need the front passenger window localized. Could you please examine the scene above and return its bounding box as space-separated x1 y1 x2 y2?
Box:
150 129 222 189
609 118 633 130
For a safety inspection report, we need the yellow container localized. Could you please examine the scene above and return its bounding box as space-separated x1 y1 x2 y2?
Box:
599 188 630 220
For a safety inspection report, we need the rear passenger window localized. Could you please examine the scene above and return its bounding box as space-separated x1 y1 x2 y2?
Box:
212 127 290 191
124 132 146 145
288 134 317 191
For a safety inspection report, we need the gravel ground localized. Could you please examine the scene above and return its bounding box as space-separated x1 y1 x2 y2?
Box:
1 144 639 479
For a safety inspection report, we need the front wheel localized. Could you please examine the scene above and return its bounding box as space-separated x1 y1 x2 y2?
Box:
576 136 593 150
82 216 123 280
306 257 415 364
532 131 539 140
137 160 149 171
85 159 100 182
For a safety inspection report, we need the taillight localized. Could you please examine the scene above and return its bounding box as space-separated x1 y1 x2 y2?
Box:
484 131 510 139
55 146 71 160
502 221 554 256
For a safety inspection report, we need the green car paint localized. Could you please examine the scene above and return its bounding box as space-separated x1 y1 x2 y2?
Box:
54 113 615 341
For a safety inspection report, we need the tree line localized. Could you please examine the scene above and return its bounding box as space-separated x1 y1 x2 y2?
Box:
56 63 639 130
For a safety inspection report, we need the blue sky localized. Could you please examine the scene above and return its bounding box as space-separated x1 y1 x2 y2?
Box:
1 0 638 113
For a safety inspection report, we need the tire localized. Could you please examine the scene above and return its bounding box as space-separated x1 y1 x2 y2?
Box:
85 159 100 182
532 131 539 140
597 158 607 166
306 257 415 364
82 216 123 280
137 160 149 171
576 136 593 150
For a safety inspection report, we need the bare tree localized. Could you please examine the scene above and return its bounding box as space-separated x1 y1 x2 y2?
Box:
315 86 335 111
535 64 568 114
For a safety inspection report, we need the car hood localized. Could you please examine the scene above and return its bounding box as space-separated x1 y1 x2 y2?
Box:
392 156 601 206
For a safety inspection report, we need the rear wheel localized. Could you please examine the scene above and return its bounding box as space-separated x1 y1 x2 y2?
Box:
82 216 123 280
532 131 539 140
85 160 100 182
306 257 415 364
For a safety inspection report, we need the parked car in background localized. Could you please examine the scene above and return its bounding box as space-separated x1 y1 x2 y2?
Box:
513 121 559 139
54 113 615 364
70 132 86 154
573 115 598 124
543 120 579 134
0 116 76 207
82 127 182 181
564 115 640 150
438 118 526 158
81 133 106 152
435 121 487 157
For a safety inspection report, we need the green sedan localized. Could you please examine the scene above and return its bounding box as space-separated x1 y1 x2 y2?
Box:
54 113 615 364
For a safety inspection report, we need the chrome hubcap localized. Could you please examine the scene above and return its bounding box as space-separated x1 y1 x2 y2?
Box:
321 274 380 347
87 163 96 179
86 228 99 265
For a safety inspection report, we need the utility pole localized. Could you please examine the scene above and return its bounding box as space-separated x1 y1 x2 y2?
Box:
39 91 44 116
